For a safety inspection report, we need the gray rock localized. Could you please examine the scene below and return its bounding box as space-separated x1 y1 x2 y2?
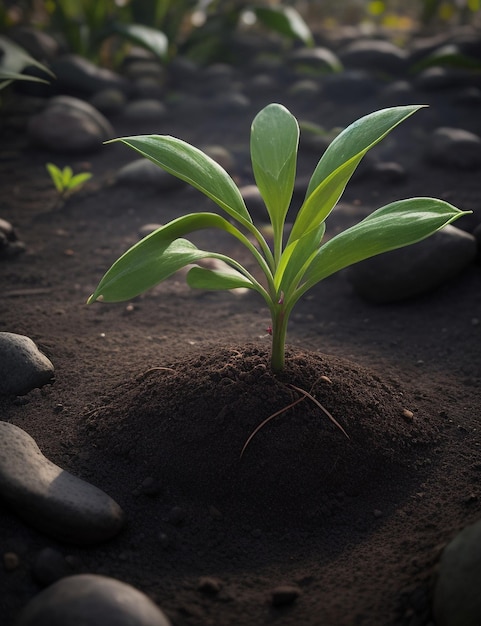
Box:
28 96 114 153
202 145 236 173
427 127 481 170
414 66 473 91
323 70 379 101
50 54 130 96
116 159 184 191
0 218 25 259
122 99 167 121
0 333 54 395
9 26 59 61
339 39 408 75
16 574 171 626
287 47 342 75
0 421 124 544
32 547 71 586
433 519 481 626
89 88 127 115
347 224 477 303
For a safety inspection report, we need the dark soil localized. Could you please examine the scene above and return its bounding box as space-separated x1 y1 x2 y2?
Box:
1 34 481 626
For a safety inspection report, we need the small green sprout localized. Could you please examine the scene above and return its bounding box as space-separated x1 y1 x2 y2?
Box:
87 103 469 373
46 163 92 205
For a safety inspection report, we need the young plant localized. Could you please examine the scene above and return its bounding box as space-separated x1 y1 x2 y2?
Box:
87 103 469 373
46 163 92 206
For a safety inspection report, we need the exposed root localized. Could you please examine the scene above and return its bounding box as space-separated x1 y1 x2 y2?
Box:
136 366 176 381
240 381 349 459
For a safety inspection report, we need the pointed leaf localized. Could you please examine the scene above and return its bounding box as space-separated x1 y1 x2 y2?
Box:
88 237 213 303
46 163 65 193
275 223 325 294
253 6 314 47
69 172 92 188
187 266 255 291
0 36 55 79
301 198 469 288
62 166 73 187
108 135 252 225
289 105 425 244
250 103 299 235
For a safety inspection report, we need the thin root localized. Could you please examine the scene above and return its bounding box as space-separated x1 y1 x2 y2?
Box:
137 366 175 381
240 382 349 460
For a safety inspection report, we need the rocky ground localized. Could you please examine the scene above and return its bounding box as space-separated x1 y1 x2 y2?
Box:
1 22 481 626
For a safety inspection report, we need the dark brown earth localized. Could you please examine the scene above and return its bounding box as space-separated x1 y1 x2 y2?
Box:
1 39 481 625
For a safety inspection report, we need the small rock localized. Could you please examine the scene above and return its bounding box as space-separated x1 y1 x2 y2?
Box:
50 54 130 96
122 99 167 121
0 218 25 259
116 159 184 191
323 70 379 101
28 96 114 153
16 574 172 626
270 584 302 607
3 551 20 571
427 127 481 170
433 520 481 626
202 145 236 173
288 47 342 75
32 547 71 586
339 39 408 76
0 421 124 544
239 185 267 221
89 88 127 115
197 576 222 594
371 161 406 183
348 225 477 303
0 332 54 395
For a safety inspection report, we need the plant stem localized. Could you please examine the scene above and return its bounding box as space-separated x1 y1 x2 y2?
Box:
270 305 289 373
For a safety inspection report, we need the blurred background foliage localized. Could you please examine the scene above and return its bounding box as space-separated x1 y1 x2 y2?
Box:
0 0 479 67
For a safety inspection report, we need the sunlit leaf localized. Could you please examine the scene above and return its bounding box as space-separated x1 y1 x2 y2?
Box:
253 6 314 47
111 23 169 60
187 265 255 291
289 105 424 244
108 135 253 226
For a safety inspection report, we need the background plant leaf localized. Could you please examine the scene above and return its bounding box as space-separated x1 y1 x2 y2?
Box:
289 105 425 244
111 23 169 60
46 163 65 193
108 135 252 225
252 6 314 47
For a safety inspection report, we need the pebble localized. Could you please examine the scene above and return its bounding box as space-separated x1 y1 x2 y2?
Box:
122 99 168 121
0 332 54 395
0 218 25 259
49 53 130 96
28 95 115 153
433 519 481 626
287 46 342 75
16 574 172 626
116 159 184 191
3 551 20 571
32 547 71 586
338 39 408 76
348 224 477 303
0 421 124 544
427 127 481 170
270 584 302 607
239 185 267 221
197 576 223 594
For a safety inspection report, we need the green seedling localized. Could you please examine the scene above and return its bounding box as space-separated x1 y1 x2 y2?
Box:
46 163 92 206
87 103 469 373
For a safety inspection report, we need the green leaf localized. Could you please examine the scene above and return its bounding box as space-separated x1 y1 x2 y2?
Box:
69 172 92 189
275 223 325 295
187 265 255 291
46 163 65 193
250 103 299 247
61 166 73 187
253 6 314 47
88 212 264 303
0 35 55 80
301 198 469 288
289 105 425 244
108 135 252 226
88 236 213 303
111 23 169 60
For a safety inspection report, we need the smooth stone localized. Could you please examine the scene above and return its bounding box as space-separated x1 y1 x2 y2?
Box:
16 574 172 626
433 519 481 626
0 218 25 259
338 39 408 75
287 46 342 74
0 421 124 544
427 127 481 170
9 26 59 61
202 145 236 173
0 333 54 395
122 99 167 121
28 96 114 153
323 70 379 101
89 88 127 115
239 185 267 221
347 225 477 303
415 66 474 91
50 54 130 96
116 159 184 191
32 547 71 586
